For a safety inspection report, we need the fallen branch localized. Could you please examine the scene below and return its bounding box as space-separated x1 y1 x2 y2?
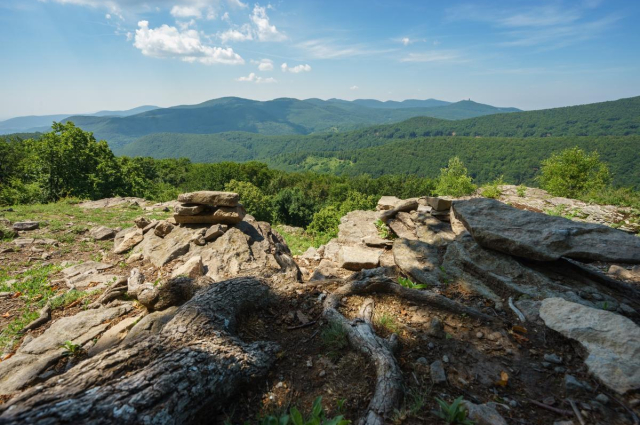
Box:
568 399 586 425
527 399 572 416
0 277 280 424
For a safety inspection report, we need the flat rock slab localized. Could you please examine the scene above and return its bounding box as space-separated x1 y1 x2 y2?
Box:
173 203 206 216
88 315 141 357
393 238 441 286
540 297 640 394
78 197 146 209
113 229 144 254
61 261 113 278
13 238 57 247
338 246 382 270
13 221 39 231
137 225 192 267
453 198 640 263
0 305 131 395
67 273 121 290
89 226 116 241
173 206 245 225
337 210 381 245
177 191 239 207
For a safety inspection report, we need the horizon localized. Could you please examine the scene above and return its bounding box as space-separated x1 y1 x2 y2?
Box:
1 0 639 118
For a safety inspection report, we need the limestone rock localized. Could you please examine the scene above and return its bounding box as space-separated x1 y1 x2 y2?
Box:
453 198 640 263
173 205 245 225
13 221 39 231
0 305 131 395
310 259 340 281
89 226 116 241
61 261 112 278
430 360 447 384
426 197 452 211
78 197 146 209
338 246 382 271
337 210 380 245
173 203 206 216
134 216 151 229
379 199 419 222
154 220 174 238
88 315 141 356
393 238 440 286
13 238 57 247
113 229 144 254
172 256 205 278
540 297 640 393
460 401 508 425
204 224 228 242
177 191 239 207
376 196 402 211
135 225 191 267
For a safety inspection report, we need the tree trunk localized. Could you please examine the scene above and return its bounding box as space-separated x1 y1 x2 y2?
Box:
0 278 279 425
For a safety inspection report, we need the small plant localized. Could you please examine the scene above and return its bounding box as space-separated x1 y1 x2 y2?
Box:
321 321 349 360
61 340 85 357
392 383 432 423
336 399 347 414
434 396 474 425
480 176 504 199
397 276 429 290
544 204 566 217
516 185 527 197
257 397 350 425
375 219 393 239
375 313 399 333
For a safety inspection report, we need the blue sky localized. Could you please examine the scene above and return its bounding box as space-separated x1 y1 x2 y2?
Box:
1 0 639 118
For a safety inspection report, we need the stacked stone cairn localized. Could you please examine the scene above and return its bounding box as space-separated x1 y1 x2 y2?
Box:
173 191 246 225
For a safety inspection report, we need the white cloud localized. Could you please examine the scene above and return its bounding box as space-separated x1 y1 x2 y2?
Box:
255 58 274 71
297 39 393 59
171 5 202 18
221 12 230 21
227 0 248 8
235 72 276 83
350 85 359 90
105 13 111 19
401 37 411 46
219 25 253 43
206 6 217 20
251 4 286 41
281 63 311 73
176 19 197 30
134 20 244 65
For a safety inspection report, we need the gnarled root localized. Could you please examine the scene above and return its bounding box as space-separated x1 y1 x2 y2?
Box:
0 277 280 425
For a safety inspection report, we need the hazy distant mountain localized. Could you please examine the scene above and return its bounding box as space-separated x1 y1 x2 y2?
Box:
346 98 451 109
0 105 159 134
56 97 519 148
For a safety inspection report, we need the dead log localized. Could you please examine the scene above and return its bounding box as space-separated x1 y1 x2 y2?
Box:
0 277 280 425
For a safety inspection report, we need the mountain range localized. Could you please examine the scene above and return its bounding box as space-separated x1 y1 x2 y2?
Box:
0 97 518 147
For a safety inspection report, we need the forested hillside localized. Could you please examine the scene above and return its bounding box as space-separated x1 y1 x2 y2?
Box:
60 97 519 148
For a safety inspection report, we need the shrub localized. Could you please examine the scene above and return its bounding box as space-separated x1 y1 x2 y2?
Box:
516 184 527 197
539 147 611 198
435 157 476 197
225 179 273 222
480 176 504 199
272 187 318 227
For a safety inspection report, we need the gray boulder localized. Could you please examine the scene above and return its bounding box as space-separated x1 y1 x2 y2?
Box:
540 297 640 393
338 246 381 270
392 238 441 286
89 226 116 241
452 198 640 263
13 221 39 231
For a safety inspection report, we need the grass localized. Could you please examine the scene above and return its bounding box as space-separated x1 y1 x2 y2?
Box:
238 396 351 425
392 383 432 424
375 312 399 333
434 396 474 425
0 199 170 234
321 321 349 360
275 224 333 256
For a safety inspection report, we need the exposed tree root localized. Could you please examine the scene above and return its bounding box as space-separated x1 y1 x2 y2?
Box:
0 277 280 425
324 290 403 425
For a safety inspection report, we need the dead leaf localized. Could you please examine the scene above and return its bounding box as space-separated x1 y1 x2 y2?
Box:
495 371 509 387
512 325 528 334
11 292 22 298
1 312 10 318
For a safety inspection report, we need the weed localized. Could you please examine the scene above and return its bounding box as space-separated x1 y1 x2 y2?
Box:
516 185 527 197
434 396 474 425
61 340 85 357
544 204 567 217
392 383 432 423
275 225 333 256
254 396 350 425
375 313 399 333
480 176 504 199
397 276 429 290
321 321 349 360
374 219 394 239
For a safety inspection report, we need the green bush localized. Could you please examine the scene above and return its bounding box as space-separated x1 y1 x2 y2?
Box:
225 179 273 222
539 147 611 198
435 157 477 197
480 175 504 199
272 187 318 227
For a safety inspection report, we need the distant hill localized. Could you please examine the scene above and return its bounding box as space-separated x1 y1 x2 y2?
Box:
0 105 160 134
118 96 640 188
341 98 451 109
57 97 519 148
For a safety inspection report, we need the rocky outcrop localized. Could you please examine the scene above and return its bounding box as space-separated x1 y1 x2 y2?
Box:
453 198 640 263
540 298 640 394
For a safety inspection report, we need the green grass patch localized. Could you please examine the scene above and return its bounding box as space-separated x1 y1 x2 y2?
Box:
275 225 333 256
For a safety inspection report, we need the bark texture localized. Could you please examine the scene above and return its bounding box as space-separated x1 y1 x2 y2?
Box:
0 277 279 425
